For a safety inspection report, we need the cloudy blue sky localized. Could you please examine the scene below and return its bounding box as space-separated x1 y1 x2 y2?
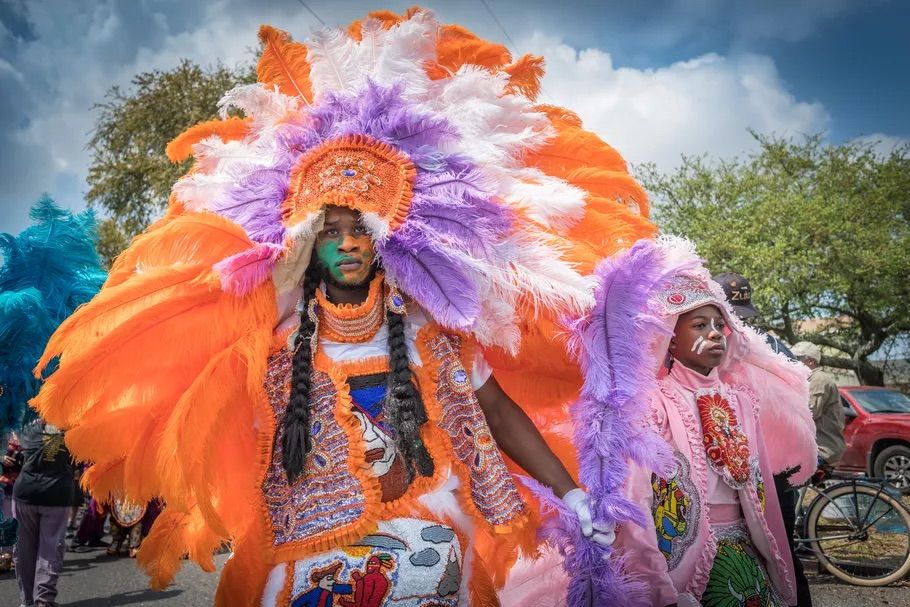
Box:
1 0 908 235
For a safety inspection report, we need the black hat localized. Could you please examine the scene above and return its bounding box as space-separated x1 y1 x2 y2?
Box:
712 272 760 319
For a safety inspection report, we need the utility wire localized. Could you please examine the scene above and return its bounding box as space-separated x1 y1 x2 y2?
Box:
296 0 326 26
478 0 517 49
477 0 554 102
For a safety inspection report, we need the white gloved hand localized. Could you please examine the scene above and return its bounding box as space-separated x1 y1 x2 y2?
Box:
562 488 616 548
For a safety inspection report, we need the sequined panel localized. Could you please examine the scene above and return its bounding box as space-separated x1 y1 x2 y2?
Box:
262 350 366 548
651 452 700 570
428 334 527 526
288 518 462 607
656 272 718 316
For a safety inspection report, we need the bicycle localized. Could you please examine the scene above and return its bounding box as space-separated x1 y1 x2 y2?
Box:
792 470 910 586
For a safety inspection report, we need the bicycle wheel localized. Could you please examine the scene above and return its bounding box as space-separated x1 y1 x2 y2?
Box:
806 482 910 585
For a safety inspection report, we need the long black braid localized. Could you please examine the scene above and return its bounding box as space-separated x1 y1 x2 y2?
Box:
281 264 321 484
281 265 434 484
385 307 434 480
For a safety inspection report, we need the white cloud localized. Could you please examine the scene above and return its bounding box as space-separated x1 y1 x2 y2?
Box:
0 1 896 238
848 133 909 157
524 33 831 172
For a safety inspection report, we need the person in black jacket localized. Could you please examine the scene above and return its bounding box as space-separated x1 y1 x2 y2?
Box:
713 272 813 607
12 419 76 607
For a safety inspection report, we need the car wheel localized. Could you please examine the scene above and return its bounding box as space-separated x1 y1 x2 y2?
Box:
873 445 910 493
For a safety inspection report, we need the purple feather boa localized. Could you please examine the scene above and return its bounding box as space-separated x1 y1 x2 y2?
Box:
537 239 677 607
523 476 650 606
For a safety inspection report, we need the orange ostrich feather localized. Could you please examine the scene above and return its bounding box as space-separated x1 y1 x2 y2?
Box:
257 25 314 101
165 117 250 163
32 210 277 588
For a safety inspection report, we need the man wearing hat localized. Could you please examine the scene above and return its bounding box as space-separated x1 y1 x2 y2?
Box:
714 271 813 607
791 341 846 468
713 272 796 358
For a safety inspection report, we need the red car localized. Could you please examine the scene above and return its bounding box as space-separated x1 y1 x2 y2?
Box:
837 386 910 491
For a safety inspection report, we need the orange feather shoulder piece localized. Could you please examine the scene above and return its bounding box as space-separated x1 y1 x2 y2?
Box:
32 210 277 587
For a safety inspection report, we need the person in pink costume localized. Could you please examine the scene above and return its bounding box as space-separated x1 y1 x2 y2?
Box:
605 237 817 607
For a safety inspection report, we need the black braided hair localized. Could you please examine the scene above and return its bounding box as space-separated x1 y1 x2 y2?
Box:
281 264 322 484
385 308 434 479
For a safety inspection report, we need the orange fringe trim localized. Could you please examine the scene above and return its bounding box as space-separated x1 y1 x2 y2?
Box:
282 134 416 231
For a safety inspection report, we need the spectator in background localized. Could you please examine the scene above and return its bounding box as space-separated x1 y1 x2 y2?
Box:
12 419 76 607
1 430 24 573
791 342 847 468
713 272 796 358
714 271 813 607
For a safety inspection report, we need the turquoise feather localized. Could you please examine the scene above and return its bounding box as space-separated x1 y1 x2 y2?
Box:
0 196 106 431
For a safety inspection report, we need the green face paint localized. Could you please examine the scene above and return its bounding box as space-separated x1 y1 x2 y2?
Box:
317 240 348 281
316 234 375 285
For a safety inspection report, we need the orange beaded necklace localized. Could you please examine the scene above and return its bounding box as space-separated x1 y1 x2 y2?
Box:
315 274 386 343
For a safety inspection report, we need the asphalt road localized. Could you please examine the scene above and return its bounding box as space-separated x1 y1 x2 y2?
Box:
2 545 909 606
0 542 227 607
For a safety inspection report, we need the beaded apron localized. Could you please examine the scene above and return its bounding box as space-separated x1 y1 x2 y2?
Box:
261 330 526 552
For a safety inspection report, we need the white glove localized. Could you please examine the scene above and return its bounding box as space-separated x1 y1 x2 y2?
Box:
562 488 616 548
677 592 700 607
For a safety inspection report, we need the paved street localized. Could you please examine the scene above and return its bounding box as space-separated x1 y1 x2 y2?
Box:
2 545 909 606
0 543 227 607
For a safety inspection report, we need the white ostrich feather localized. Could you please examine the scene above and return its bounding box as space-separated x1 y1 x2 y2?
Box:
359 211 391 244
501 168 588 233
370 11 435 99
497 231 596 315
306 26 366 97
217 83 299 131
173 137 276 210
307 13 436 101
424 66 553 166
472 294 521 353
190 137 275 174
171 172 235 211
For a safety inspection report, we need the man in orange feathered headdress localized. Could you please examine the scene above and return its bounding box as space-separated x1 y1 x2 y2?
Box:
34 8 659 606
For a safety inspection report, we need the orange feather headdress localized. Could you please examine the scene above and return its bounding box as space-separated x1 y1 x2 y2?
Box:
34 6 656 598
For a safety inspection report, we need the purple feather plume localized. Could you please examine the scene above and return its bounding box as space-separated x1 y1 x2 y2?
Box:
377 225 480 330
213 168 290 245
522 476 650 606
535 239 676 607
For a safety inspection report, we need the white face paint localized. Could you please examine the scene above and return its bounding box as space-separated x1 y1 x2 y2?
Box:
711 318 728 349
691 335 709 355
690 318 727 355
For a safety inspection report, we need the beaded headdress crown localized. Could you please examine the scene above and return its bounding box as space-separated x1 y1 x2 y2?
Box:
283 134 415 231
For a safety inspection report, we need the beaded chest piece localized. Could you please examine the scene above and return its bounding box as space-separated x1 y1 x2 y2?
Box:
696 389 752 490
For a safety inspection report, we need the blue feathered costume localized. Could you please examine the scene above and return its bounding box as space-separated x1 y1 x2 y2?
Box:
0 197 106 431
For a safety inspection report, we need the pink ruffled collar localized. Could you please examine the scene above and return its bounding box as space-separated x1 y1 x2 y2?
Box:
670 360 721 392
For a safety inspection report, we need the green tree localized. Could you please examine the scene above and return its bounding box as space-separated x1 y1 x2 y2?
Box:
640 133 910 385
87 59 254 265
